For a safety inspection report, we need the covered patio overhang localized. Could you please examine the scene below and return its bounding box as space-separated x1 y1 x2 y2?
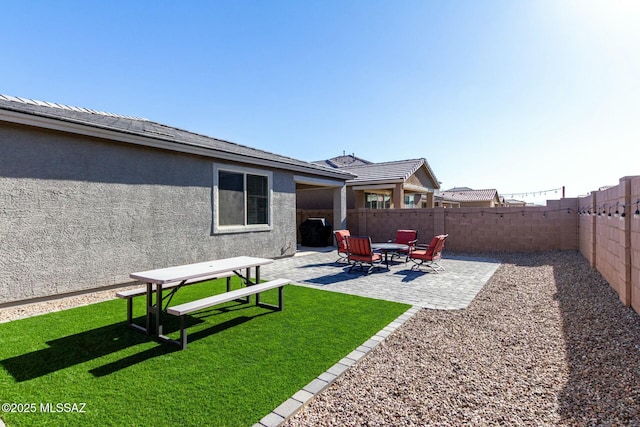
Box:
294 174 349 232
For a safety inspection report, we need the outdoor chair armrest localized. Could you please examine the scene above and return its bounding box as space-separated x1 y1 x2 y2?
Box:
411 243 433 253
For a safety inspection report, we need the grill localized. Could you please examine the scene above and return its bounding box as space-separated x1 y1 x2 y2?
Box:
299 218 332 247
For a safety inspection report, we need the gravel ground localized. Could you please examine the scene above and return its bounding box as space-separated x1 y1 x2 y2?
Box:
0 285 140 324
285 251 640 427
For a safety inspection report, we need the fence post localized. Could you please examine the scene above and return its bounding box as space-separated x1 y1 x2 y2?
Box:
434 208 446 235
622 177 632 305
590 191 597 268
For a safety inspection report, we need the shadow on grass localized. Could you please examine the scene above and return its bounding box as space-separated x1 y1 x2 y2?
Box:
89 313 267 377
1 322 152 382
1 303 273 382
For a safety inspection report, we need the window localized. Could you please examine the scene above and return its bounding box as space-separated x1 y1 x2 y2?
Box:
404 195 415 208
365 192 391 209
214 164 272 233
246 174 268 224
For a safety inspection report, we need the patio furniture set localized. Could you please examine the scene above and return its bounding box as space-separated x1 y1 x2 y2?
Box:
334 229 448 275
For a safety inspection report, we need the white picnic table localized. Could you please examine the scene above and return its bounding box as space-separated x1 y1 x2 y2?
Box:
129 256 274 342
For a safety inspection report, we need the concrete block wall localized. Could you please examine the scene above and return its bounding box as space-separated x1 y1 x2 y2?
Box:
301 200 579 253
578 192 597 267
578 176 640 309
444 199 578 252
596 183 628 304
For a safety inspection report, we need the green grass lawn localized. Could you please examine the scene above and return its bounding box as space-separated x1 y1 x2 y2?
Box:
0 278 410 427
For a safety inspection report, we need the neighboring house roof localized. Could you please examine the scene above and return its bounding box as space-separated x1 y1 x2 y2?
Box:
313 157 440 190
440 188 500 202
0 94 354 181
314 154 373 168
342 158 430 183
435 194 461 203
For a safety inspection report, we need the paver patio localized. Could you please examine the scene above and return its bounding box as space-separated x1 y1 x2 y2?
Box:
260 248 501 310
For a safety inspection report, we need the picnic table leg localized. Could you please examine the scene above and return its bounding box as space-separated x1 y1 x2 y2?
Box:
256 284 284 311
179 315 187 350
245 267 251 303
145 282 153 335
155 284 163 336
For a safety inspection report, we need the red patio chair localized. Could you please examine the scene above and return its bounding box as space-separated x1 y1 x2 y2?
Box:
388 229 418 261
346 236 383 275
334 229 351 263
407 234 448 273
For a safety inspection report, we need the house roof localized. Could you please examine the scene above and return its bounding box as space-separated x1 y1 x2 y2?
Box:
0 94 354 181
314 154 373 168
440 188 500 202
445 186 473 192
313 157 440 189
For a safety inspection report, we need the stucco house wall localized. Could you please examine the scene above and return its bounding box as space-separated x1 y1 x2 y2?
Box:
0 123 300 304
0 95 351 305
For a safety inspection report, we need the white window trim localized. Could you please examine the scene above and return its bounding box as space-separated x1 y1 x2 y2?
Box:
213 163 273 234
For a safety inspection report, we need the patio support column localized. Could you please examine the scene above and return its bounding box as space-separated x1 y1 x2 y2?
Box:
393 183 404 208
333 185 347 242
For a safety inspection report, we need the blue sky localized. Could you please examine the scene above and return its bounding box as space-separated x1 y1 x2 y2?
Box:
2 0 639 203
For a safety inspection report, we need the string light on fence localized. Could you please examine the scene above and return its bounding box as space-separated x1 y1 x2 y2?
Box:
441 207 575 218
575 202 640 220
502 186 564 200
582 202 640 220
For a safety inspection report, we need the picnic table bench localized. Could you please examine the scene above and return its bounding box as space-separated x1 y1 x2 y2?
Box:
167 278 290 349
123 256 289 349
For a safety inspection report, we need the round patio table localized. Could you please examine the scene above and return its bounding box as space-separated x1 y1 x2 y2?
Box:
371 243 409 267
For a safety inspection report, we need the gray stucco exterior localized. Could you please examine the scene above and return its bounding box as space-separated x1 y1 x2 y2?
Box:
0 96 351 305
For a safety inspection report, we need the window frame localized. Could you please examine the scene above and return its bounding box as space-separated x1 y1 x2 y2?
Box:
404 194 415 208
213 163 273 234
365 191 391 209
